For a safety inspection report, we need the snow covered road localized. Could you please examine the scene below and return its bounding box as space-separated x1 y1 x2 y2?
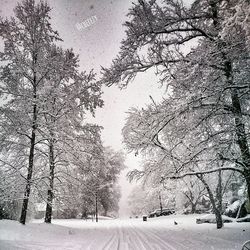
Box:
0 214 250 250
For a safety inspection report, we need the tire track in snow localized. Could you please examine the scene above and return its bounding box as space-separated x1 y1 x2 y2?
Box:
102 231 117 250
147 227 241 250
128 223 177 250
145 227 191 250
84 227 117 250
117 223 130 250
151 226 225 250
141 229 176 249
124 226 151 250
113 221 149 250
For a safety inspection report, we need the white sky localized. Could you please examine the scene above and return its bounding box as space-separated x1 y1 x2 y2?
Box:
0 0 192 217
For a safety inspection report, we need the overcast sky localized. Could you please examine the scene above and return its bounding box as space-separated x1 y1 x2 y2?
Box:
0 0 184 217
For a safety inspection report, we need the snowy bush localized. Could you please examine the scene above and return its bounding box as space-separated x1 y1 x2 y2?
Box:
224 200 248 218
224 200 241 218
196 214 233 224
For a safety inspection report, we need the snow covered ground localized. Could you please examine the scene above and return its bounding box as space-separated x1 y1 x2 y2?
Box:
0 214 249 250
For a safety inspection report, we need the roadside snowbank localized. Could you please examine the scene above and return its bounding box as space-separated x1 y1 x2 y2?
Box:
0 214 249 249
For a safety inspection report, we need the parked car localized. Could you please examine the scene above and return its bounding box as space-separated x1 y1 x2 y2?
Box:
148 209 161 218
161 208 175 216
148 208 175 218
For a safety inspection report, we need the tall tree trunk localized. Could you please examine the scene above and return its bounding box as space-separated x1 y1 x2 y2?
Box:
159 192 163 214
19 87 37 225
225 61 250 201
214 208 223 229
216 170 223 213
246 177 250 203
45 140 55 223
197 174 223 229
191 202 197 214
95 192 98 222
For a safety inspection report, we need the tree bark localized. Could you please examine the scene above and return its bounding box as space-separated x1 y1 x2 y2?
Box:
95 192 98 222
216 170 223 213
214 208 223 229
225 61 250 201
197 174 223 229
247 176 250 198
45 140 55 223
191 202 197 214
19 87 37 225
159 192 163 214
